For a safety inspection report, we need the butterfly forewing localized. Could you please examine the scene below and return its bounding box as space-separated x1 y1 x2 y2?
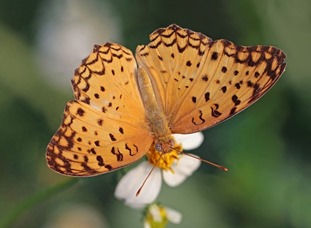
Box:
136 24 286 134
136 25 211 120
46 43 153 176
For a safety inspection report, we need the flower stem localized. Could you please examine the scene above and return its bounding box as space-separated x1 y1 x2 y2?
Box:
0 178 79 228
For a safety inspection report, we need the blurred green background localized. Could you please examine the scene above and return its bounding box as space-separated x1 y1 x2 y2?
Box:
0 0 310 227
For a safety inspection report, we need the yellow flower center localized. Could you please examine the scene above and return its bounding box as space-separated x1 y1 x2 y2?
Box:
146 142 182 171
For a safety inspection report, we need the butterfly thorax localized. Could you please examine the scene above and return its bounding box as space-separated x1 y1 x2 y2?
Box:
137 67 174 153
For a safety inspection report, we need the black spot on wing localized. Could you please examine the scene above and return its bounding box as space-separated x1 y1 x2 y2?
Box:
202 75 208 81
109 133 116 141
211 104 222 117
97 119 103 126
192 110 205 125
211 52 218 60
221 86 227 93
96 155 105 166
230 107 237 115
76 108 85 116
111 147 123 161
205 92 210 102
232 95 241 105
192 96 197 103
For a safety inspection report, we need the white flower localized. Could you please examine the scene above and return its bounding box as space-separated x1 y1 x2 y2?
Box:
114 161 162 208
114 132 203 208
144 204 182 228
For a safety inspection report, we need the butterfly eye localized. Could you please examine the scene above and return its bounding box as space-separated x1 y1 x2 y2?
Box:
155 142 163 152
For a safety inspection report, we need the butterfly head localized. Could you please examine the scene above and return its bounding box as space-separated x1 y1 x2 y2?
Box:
154 135 177 154
147 135 181 171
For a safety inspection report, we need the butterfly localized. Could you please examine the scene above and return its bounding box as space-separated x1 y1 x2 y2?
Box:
46 24 286 176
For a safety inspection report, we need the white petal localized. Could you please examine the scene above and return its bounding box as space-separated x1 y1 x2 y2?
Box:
162 170 187 187
174 154 201 176
163 154 201 187
173 132 204 150
114 162 162 207
165 207 182 224
144 221 151 228
149 204 162 222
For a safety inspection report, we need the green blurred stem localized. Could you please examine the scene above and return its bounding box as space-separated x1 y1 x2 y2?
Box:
0 178 79 228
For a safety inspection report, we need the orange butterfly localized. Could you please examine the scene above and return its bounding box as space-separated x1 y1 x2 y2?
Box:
46 24 286 176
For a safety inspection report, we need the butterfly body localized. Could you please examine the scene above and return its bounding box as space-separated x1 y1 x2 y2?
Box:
137 67 175 154
46 24 286 177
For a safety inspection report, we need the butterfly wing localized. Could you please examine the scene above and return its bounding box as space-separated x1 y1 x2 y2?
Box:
46 43 153 176
136 24 286 134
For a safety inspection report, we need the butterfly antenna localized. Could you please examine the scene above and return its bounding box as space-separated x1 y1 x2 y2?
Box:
183 153 228 171
136 153 164 197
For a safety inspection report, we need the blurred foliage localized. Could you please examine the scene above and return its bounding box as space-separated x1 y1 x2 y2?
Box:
0 0 310 227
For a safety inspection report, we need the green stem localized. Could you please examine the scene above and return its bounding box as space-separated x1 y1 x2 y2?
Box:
0 178 79 228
